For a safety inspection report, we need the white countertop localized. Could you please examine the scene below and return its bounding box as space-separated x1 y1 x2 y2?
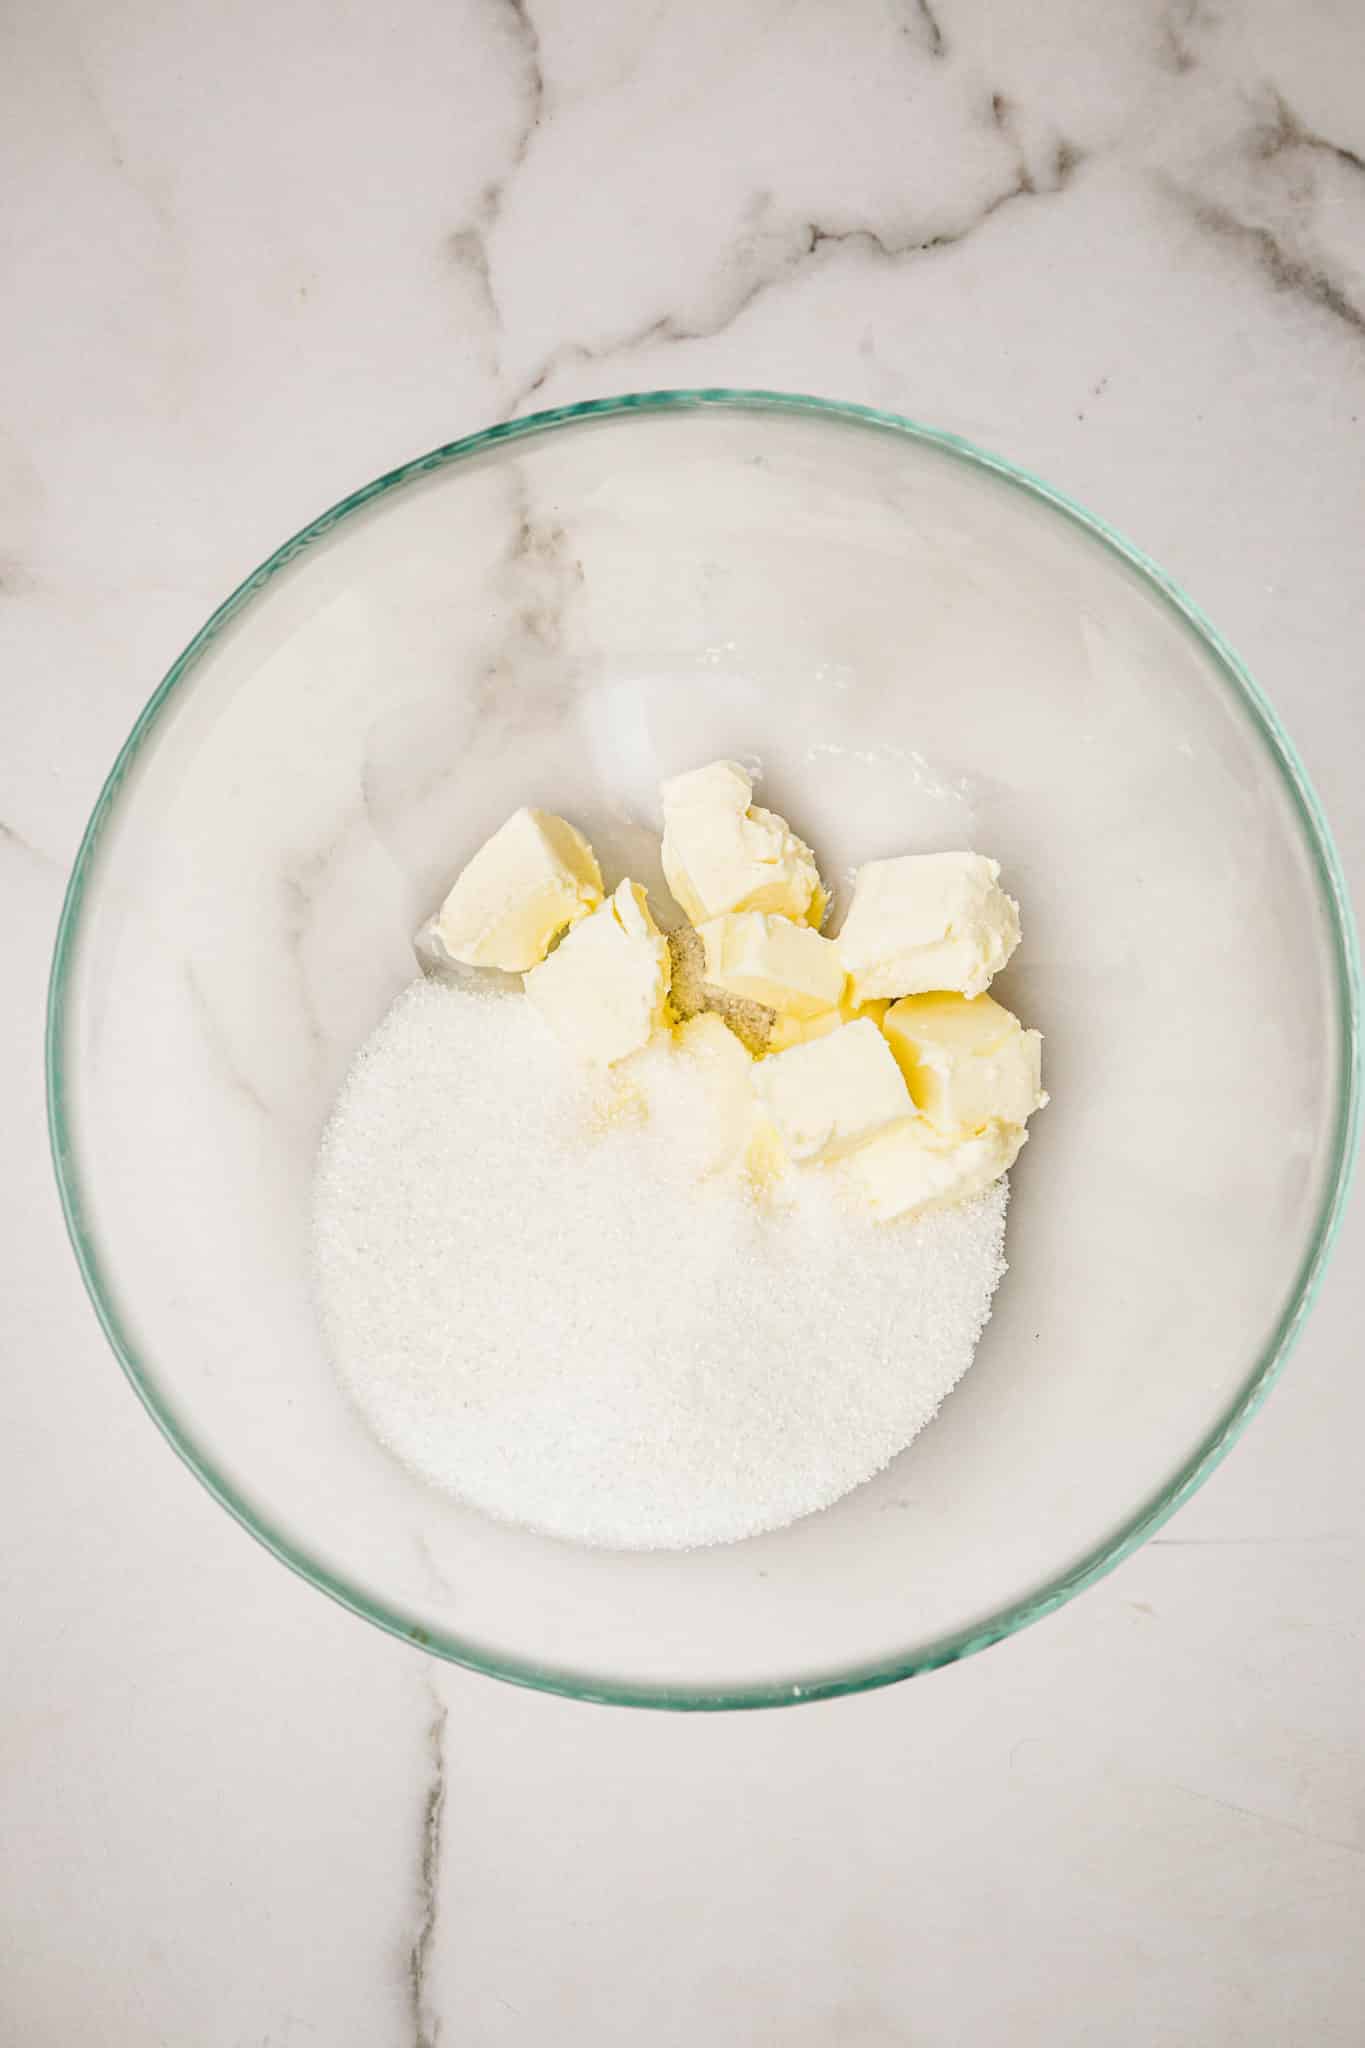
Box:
3 2 1363 2040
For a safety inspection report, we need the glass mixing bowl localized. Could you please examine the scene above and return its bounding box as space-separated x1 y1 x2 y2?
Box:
47 391 1360 1708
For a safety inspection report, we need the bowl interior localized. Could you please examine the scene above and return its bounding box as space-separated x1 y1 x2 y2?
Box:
50 395 1357 1706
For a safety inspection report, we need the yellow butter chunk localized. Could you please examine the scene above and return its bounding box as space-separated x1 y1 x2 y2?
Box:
765 1008 843 1054
697 912 846 1020
837 851 1020 1002
882 992 1045 1137
757 1017 913 1164
435 807 603 972
524 879 670 1065
660 760 825 925
843 1117 1027 1223
766 994 888 1055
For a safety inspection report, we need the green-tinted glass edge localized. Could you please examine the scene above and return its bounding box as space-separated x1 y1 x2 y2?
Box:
45 388 1362 1712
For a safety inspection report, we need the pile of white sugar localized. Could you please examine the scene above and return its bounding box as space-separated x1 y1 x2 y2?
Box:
313 980 1008 1550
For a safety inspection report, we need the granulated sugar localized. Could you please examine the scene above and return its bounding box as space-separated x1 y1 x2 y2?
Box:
313 979 1007 1550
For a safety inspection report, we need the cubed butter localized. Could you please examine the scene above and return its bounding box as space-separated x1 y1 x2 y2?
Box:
435 807 603 972
766 994 888 1055
524 879 669 1065
660 760 825 925
882 992 1045 1136
757 1017 913 1164
765 1008 844 1054
837 851 1020 1002
843 1118 1026 1222
697 912 846 1020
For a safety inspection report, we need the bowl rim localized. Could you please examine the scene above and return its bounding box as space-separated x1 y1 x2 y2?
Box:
45 387 1363 1711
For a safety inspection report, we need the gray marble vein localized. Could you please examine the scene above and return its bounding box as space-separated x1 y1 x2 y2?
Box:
900 0 947 61
1153 77 1365 342
463 464 583 718
278 830 357 1060
182 961 275 1121
1256 89 1365 180
445 0 546 373
988 91 1084 194
509 154 1084 411
0 815 61 873
446 219 500 352
407 1687 448 2048
1165 181 1365 338
1157 0 1200 76
500 0 545 121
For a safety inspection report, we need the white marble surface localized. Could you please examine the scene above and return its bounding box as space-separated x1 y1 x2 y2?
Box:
2 0 1363 2039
